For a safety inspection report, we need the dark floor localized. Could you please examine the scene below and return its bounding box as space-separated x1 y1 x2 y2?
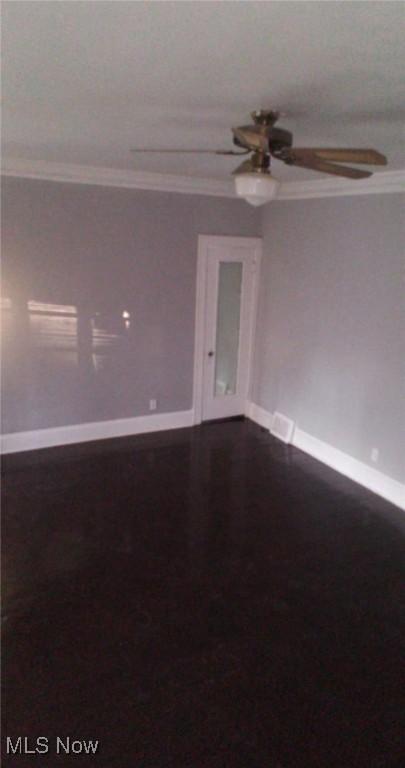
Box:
2 420 405 767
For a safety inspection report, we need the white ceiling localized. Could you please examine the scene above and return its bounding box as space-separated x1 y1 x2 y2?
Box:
2 1 405 182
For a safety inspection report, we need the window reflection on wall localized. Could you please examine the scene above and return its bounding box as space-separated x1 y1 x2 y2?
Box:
0 297 14 348
1 297 131 373
91 311 127 372
1 297 132 429
28 302 78 375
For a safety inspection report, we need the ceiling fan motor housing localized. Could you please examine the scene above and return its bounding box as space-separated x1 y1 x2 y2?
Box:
268 127 293 154
233 126 293 153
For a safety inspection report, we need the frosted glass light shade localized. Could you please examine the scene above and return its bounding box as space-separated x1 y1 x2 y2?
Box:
234 173 280 206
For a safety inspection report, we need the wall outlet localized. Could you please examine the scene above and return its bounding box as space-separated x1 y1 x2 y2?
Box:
149 399 157 411
371 448 379 464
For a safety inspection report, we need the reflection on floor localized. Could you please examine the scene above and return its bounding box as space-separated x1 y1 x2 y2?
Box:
2 420 405 767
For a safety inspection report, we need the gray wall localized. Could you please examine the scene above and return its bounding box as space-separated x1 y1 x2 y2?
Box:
3 177 404 484
252 193 405 483
1 177 260 432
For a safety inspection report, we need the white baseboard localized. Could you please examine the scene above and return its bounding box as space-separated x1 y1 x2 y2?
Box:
3 404 404 510
246 401 405 511
245 401 274 431
1 409 194 454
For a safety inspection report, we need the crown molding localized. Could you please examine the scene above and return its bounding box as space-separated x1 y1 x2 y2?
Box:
0 157 234 198
2 157 404 200
276 169 405 201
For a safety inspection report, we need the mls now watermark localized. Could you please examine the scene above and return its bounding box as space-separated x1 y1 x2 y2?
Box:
6 736 99 755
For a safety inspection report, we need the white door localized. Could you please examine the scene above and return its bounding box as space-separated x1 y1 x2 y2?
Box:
194 236 261 422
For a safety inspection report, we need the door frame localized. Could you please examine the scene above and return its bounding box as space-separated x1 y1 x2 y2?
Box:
192 235 262 425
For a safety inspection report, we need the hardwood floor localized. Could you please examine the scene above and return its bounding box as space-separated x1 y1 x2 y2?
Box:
2 420 405 767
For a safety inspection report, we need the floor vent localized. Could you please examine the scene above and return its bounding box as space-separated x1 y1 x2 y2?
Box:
270 412 295 444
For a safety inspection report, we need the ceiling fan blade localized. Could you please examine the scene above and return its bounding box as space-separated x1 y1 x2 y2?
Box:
130 148 249 156
289 148 387 165
232 126 269 153
287 156 372 179
232 159 255 175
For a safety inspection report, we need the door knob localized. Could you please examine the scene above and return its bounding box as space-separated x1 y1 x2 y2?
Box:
208 350 215 357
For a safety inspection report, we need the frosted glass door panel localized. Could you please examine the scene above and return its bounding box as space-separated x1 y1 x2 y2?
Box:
200 236 260 421
214 262 242 396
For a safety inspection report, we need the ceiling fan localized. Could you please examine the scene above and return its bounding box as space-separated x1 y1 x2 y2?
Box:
131 109 387 205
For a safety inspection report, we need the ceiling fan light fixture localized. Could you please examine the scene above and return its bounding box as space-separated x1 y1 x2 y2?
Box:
234 172 280 206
